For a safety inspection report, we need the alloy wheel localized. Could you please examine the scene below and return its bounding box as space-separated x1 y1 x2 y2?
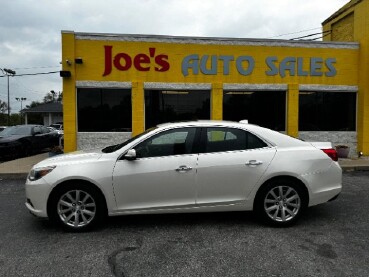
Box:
264 185 301 222
57 189 96 228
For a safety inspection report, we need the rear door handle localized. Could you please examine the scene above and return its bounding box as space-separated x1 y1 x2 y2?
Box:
245 160 263 166
175 165 193 172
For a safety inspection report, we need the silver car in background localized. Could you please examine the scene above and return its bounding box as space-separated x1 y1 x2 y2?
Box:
25 120 342 231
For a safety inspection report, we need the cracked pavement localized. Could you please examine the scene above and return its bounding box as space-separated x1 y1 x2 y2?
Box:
0 172 369 277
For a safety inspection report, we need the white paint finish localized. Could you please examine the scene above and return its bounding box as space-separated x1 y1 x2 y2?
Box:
113 154 198 210
25 120 342 224
196 148 276 204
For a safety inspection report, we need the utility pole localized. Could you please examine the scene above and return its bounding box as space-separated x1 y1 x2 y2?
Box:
15 97 27 124
2 68 16 126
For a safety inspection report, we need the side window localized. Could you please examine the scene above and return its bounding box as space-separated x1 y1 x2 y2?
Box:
248 132 268 149
134 128 197 158
33 126 42 135
205 127 267 153
41 127 50 134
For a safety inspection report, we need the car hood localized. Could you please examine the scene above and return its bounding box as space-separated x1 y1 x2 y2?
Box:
34 149 104 168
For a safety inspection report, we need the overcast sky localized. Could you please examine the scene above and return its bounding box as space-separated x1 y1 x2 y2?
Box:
0 0 348 114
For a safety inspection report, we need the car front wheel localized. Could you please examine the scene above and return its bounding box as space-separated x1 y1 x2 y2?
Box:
48 183 106 231
255 179 306 227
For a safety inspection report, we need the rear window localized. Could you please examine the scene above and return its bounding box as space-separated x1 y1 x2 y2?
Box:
204 127 267 153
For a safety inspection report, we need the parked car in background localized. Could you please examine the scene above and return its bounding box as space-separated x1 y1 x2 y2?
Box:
49 123 63 131
25 120 342 231
47 126 63 136
0 125 60 159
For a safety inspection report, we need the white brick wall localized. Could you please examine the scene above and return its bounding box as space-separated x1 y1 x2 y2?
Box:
299 131 357 157
77 132 132 150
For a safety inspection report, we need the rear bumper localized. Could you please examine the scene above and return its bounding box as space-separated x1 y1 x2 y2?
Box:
302 162 342 207
328 193 340 202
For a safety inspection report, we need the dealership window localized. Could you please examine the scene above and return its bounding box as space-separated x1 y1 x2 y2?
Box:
299 91 356 131
223 91 286 131
145 90 210 129
77 88 132 132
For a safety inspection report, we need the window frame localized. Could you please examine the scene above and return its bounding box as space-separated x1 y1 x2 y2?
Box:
199 127 269 154
298 91 357 131
76 88 132 132
144 89 211 129
223 90 287 131
133 127 201 159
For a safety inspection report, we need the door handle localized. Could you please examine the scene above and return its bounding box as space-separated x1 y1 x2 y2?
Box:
175 165 193 172
245 160 263 166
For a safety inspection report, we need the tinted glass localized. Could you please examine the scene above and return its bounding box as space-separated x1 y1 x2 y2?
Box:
299 91 356 131
204 127 267 153
33 126 42 134
1 125 33 136
145 90 210 129
223 91 286 131
134 127 197 158
42 127 50 134
77 88 132 132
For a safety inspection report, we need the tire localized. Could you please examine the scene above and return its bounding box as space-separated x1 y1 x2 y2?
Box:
21 141 32 157
255 179 307 227
48 182 106 232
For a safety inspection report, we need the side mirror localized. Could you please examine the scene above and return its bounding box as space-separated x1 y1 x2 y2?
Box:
124 149 137 160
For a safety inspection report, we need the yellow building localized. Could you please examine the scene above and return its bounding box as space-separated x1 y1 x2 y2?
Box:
61 0 368 156
323 0 369 156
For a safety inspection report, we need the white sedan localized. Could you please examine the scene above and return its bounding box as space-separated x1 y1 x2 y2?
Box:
25 121 342 231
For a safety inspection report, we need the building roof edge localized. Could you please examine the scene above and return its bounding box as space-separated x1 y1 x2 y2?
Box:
322 0 362 25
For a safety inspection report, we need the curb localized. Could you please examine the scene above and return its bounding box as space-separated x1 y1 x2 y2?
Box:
341 166 369 172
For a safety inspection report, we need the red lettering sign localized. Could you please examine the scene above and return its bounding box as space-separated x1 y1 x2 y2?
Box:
103 46 170 76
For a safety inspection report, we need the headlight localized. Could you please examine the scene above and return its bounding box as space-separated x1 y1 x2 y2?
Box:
28 166 56 181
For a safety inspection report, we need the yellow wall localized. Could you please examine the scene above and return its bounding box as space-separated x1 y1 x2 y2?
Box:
61 32 77 152
73 39 358 85
323 0 369 155
62 32 359 151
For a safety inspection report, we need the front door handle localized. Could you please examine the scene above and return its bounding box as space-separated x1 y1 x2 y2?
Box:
175 165 193 172
245 160 263 166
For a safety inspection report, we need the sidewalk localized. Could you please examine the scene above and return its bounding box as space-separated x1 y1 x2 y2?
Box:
1 152 369 179
0 153 49 178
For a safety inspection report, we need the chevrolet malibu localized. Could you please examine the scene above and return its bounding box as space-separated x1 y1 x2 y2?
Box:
25 121 342 231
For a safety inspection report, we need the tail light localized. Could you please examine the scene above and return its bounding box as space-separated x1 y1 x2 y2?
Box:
322 149 338 161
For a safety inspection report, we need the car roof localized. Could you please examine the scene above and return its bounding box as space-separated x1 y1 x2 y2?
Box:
157 120 254 128
156 120 307 148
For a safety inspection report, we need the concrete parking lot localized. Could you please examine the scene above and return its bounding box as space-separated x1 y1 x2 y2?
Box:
0 172 368 277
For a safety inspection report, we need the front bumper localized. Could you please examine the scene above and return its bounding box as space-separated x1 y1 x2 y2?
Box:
25 178 51 218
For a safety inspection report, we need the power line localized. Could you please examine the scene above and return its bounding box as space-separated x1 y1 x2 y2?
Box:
13 66 60 70
0 71 59 77
305 31 332 41
290 30 331 40
268 27 322 38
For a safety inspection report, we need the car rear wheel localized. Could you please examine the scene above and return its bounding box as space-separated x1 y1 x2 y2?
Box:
255 179 306 227
48 183 106 232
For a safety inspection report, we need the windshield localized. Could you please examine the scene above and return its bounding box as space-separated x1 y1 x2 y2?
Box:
101 127 157 153
0 125 33 136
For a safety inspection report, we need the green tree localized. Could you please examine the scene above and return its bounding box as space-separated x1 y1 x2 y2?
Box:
43 92 55 103
0 99 8 114
43 90 62 103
